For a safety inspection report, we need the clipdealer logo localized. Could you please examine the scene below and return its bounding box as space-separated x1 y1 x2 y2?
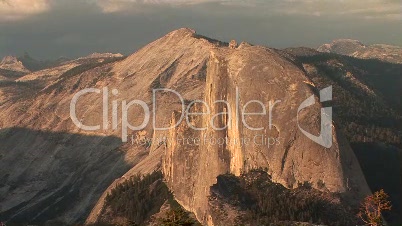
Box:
70 86 332 148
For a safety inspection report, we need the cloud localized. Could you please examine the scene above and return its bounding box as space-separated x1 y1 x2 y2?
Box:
268 0 402 20
91 0 216 13
0 0 400 22
2 0 396 22
89 0 401 21
93 0 126 13
0 0 51 21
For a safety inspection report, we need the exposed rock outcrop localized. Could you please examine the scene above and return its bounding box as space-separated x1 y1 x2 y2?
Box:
229 40 237 49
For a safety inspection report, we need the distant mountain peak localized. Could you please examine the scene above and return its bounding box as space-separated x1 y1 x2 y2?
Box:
0 55 30 73
332 39 365 45
318 39 366 54
21 51 34 60
16 53 69 72
1 55 18 64
318 39 402 64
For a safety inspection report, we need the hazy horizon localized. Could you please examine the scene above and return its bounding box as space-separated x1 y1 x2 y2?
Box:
1 0 401 60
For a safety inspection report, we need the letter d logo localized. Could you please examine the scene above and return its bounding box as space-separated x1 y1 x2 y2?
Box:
297 86 332 148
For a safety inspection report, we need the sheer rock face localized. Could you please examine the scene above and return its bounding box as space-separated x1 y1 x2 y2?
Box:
163 42 370 224
318 39 402 64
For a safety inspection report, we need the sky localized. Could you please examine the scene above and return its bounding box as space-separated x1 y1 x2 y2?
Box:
0 0 401 59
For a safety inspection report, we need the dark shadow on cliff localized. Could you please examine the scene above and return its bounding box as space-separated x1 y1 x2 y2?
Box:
0 127 130 225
